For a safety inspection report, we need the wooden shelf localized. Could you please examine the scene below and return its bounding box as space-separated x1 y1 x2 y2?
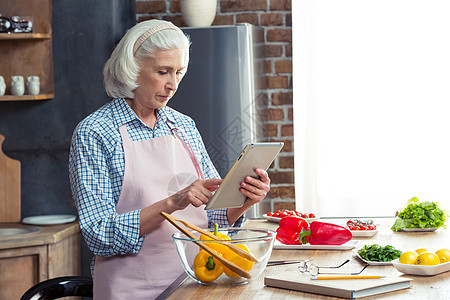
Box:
0 94 54 101
0 33 52 40
0 0 54 102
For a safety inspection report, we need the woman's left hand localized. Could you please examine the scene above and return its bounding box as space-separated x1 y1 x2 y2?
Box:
226 168 271 225
239 168 271 206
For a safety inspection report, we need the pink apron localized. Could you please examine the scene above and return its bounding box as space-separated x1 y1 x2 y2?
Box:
93 121 208 299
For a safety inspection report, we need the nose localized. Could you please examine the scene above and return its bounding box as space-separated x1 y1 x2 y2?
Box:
166 73 178 91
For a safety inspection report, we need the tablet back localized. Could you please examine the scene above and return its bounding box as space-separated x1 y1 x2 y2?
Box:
205 142 284 210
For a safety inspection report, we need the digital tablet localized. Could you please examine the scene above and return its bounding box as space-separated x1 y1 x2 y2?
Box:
205 142 284 210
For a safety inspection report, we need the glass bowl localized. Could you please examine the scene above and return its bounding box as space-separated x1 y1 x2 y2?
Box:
172 227 276 285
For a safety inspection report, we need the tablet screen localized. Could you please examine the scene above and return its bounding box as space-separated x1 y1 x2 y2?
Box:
205 142 284 210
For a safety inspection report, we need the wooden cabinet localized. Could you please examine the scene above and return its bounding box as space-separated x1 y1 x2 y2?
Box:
0 0 54 101
0 222 81 299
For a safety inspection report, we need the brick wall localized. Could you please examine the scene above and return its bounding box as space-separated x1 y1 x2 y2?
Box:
135 0 294 213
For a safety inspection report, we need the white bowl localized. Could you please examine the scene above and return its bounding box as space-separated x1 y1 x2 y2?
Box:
400 228 437 232
353 249 392 266
172 228 276 285
392 259 450 276
350 226 379 237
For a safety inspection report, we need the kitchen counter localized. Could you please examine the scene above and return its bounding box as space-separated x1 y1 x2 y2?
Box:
0 221 80 249
164 217 449 299
0 221 81 299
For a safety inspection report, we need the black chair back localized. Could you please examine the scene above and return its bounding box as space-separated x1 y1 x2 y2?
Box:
20 276 93 300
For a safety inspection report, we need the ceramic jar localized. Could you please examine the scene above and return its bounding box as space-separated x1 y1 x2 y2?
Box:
180 0 217 27
0 76 5 96
10 76 25 96
26 76 40 95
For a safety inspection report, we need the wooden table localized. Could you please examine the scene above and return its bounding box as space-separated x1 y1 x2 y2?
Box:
165 217 449 299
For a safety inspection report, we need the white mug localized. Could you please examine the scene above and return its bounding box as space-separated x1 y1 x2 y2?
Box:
0 76 5 96
11 76 25 96
26 76 40 95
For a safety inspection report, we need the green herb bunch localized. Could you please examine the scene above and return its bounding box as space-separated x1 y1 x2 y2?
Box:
391 197 447 231
358 244 402 262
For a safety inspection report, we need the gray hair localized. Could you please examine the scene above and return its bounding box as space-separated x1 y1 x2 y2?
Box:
103 20 191 99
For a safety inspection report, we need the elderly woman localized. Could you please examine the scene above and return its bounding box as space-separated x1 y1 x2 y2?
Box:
68 20 270 299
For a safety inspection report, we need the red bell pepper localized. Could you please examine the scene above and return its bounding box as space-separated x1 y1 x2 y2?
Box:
276 216 310 245
299 221 352 245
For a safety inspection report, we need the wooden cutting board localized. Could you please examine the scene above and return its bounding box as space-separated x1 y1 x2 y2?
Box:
0 134 21 222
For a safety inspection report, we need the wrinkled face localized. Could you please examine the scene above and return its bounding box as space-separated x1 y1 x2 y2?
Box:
133 48 186 110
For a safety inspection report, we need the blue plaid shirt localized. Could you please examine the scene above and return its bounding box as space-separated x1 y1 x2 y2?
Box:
69 98 244 258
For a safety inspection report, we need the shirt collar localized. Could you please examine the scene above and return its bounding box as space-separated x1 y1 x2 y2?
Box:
111 98 138 126
156 106 176 127
112 98 176 128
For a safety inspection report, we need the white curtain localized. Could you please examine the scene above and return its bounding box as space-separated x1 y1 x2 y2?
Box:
293 0 450 217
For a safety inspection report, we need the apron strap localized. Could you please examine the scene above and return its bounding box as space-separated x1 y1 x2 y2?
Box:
119 124 131 142
166 120 204 180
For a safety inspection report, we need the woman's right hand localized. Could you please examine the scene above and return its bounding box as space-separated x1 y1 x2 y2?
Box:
139 178 222 236
170 178 223 209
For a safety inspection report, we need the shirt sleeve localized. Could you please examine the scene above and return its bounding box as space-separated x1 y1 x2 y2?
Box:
69 124 144 257
207 209 245 228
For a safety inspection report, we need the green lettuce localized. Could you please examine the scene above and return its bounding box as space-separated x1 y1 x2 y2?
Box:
358 244 402 262
391 197 447 231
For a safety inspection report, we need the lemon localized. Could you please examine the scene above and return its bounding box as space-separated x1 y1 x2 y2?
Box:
416 252 440 265
435 249 450 264
415 248 429 255
399 251 418 264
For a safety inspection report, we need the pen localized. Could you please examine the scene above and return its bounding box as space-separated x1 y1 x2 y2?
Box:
312 275 386 280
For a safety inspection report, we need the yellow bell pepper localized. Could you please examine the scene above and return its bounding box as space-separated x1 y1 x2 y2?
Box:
195 224 255 279
200 223 231 241
200 223 231 254
193 250 224 282
222 244 255 277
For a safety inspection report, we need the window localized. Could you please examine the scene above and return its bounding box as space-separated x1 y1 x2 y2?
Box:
293 0 450 217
